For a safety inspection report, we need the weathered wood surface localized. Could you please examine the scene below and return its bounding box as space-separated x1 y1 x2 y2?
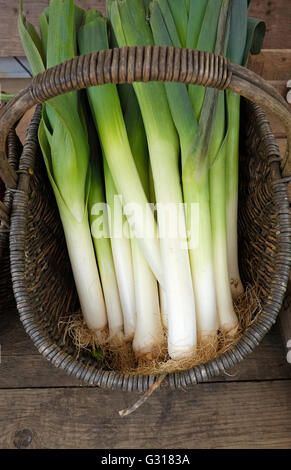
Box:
0 0 290 57
1 381 291 449
1 309 291 389
0 78 30 94
248 50 291 81
0 0 104 57
248 0 291 50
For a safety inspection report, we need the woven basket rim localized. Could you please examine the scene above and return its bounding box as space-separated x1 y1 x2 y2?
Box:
8 101 291 391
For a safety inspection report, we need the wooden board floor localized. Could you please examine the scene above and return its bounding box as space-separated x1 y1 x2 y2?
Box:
1 0 291 450
1 307 291 449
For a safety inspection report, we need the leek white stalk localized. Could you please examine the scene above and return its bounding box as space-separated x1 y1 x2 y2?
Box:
60 208 107 332
159 285 168 330
88 139 124 340
183 161 219 341
148 125 168 331
131 238 163 358
104 161 136 340
108 0 197 360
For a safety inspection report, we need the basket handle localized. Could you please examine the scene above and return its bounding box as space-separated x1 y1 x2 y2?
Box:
0 46 290 188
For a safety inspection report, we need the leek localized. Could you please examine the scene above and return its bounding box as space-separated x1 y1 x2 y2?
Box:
225 1 248 300
108 0 197 360
199 0 238 334
167 0 188 48
104 160 136 340
188 0 225 118
186 0 208 50
159 285 168 330
19 0 107 332
131 237 163 358
121 84 164 358
209 92 238 334
225 3 265 299
149 0 239 337
186 0 238 335
17 0 266 365
78 10 163 285
88 128 124 341
149 0 225 343
0 94 14 102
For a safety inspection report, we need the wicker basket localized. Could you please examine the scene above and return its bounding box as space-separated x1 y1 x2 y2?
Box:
1 47 291 390
0 117 22 309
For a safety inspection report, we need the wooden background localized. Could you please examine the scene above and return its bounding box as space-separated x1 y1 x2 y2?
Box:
0 0 291 55
0 0 291 450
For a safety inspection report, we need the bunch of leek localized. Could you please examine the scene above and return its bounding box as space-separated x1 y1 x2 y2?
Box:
17 0 265 365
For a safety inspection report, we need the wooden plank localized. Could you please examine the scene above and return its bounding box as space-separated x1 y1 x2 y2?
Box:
0 78 30 95
248 0 291 50
0 0 106 57
0 0 290 57
1 309 291 388
270 80 289 97
0 381 291 448
0 355 83 388
0 308 37 356
248 50 291 81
